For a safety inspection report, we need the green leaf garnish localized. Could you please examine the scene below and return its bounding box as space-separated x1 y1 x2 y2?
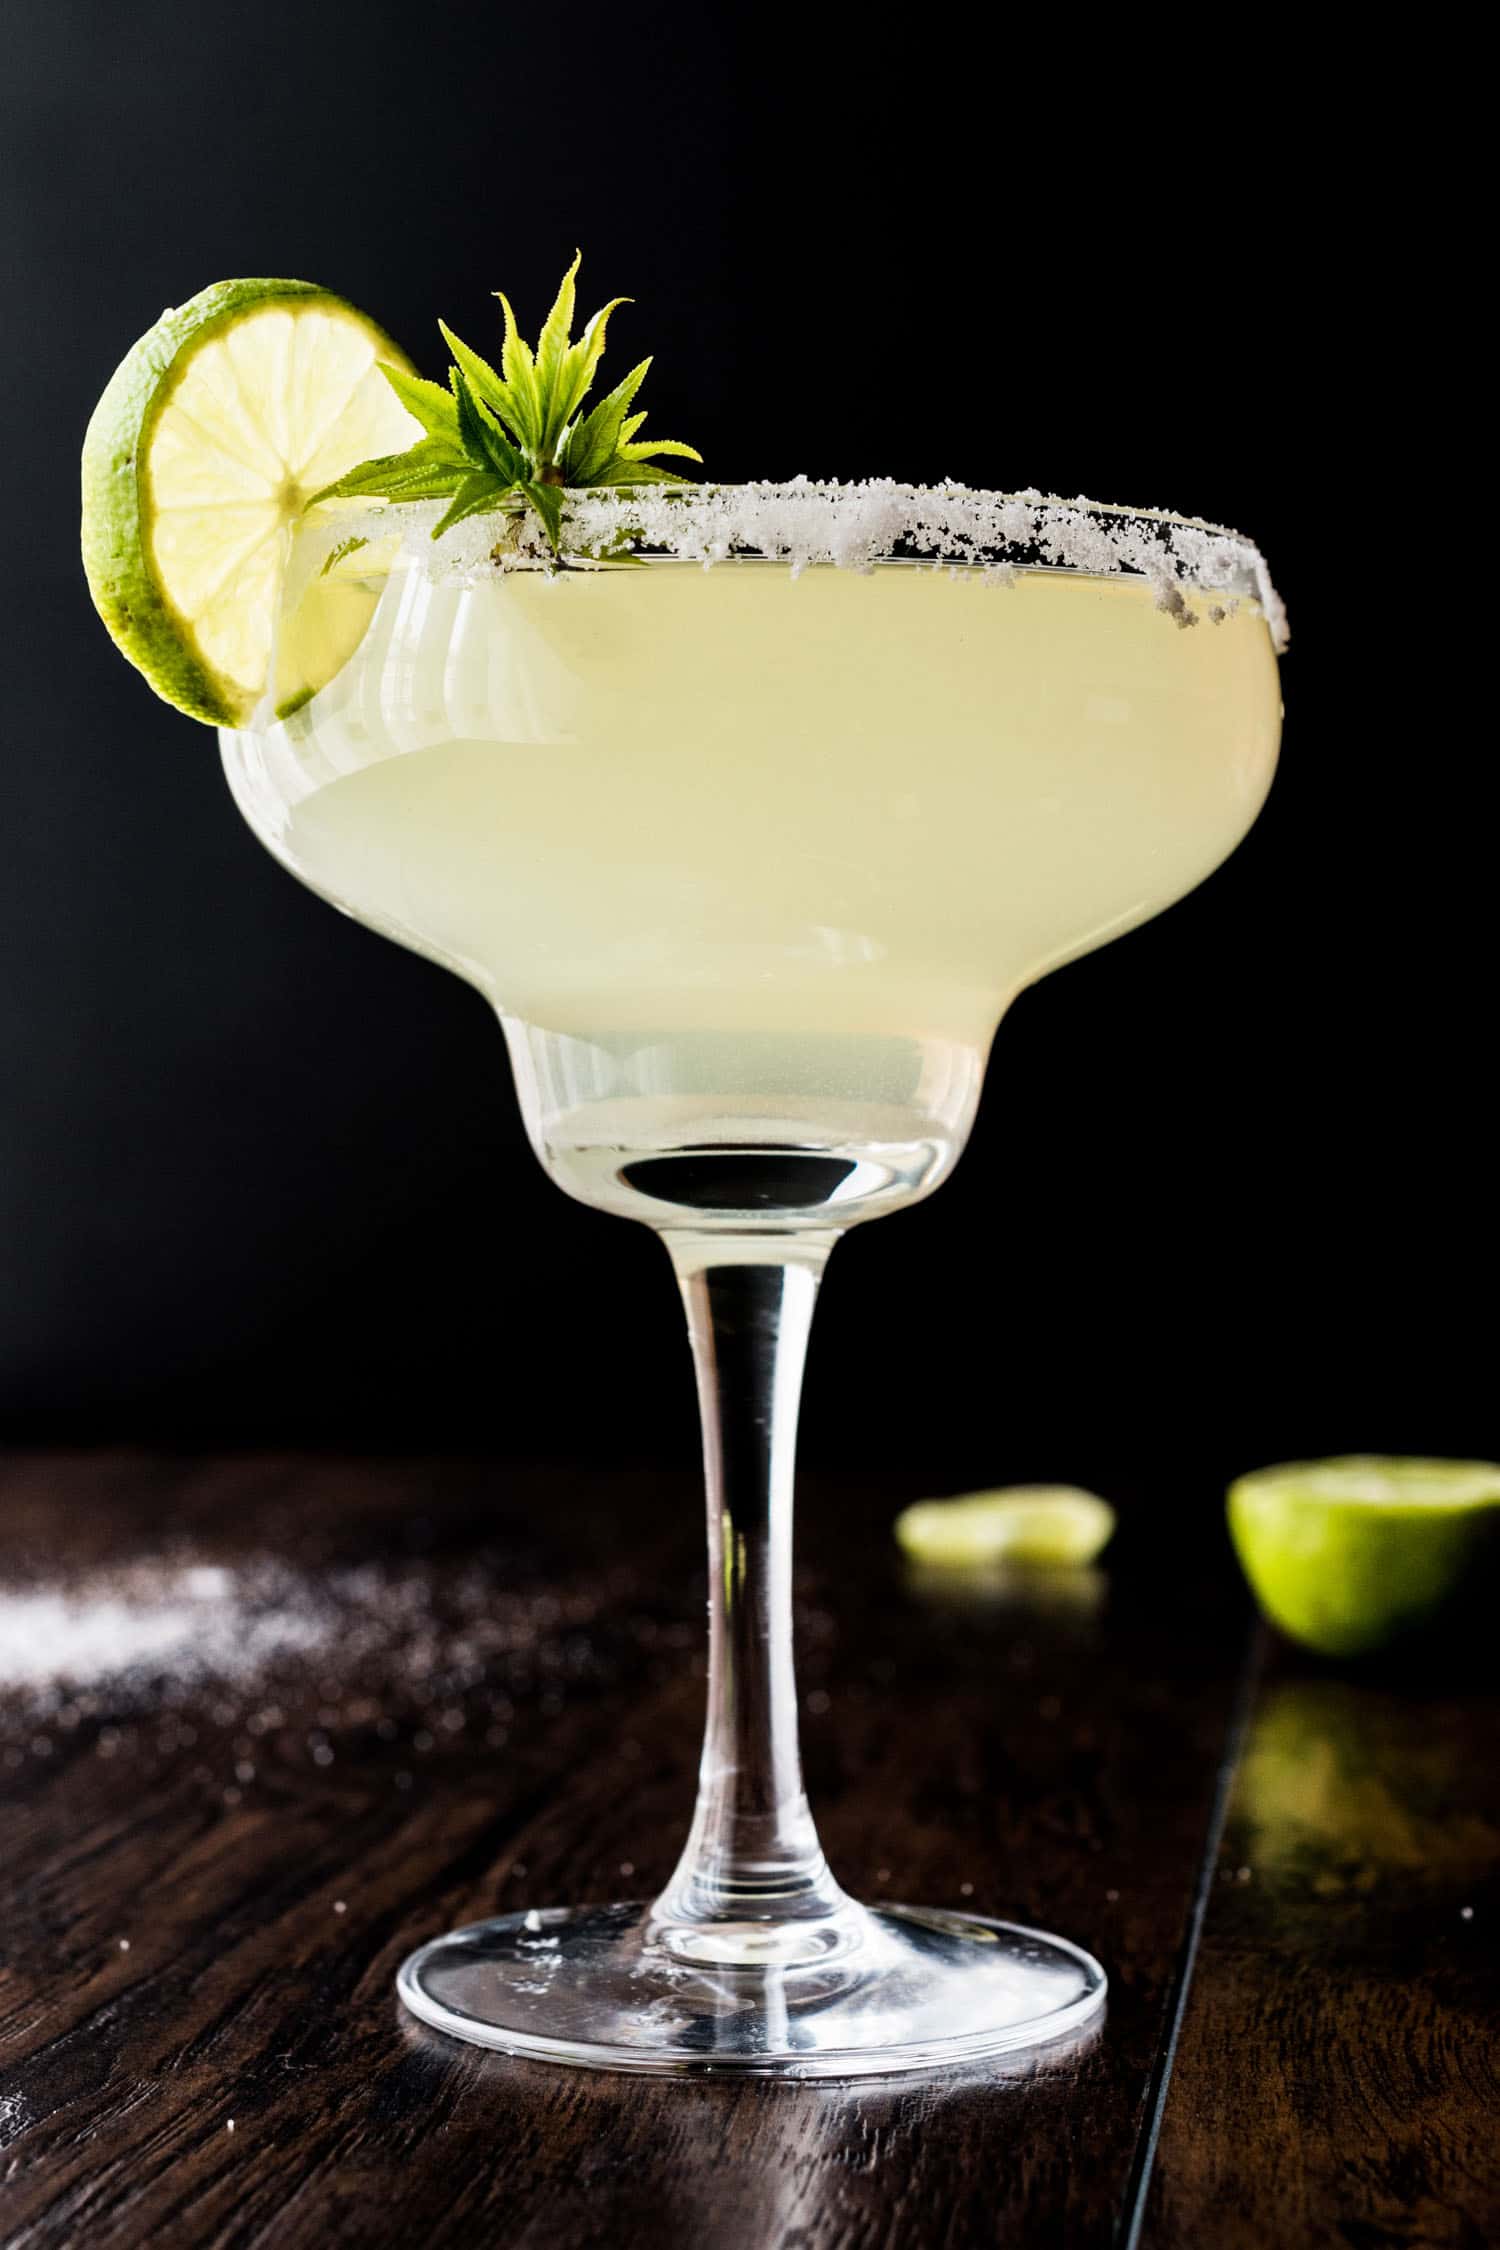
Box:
319 535 369 577
309 252 700 555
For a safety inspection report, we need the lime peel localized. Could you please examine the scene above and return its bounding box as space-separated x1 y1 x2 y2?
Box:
895 1486 1116 1569
1228 1456 1500 1658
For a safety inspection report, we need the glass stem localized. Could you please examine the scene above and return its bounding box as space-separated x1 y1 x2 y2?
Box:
650 1235 860 1967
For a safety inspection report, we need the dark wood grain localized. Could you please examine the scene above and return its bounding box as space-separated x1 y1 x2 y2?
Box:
1143 1643 1500 2249
0 1451 1256 2247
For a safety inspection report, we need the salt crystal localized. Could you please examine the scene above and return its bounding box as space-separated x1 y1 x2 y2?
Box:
323 482 1287 653
0 1569 326 1694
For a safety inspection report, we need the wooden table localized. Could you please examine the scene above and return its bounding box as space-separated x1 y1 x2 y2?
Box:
1 1454 1494 2247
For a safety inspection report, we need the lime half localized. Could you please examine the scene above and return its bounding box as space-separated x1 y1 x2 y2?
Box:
81 278 418 726
1228 1456 1500 1657
895 1485 1116 1568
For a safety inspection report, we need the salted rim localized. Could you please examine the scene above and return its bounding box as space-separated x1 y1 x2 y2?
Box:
319 479 1288 653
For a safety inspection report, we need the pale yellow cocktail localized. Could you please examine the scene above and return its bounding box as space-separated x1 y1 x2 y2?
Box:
223 541 1280 1226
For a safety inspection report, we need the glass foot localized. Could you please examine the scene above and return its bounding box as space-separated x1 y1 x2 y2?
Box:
397 1900 1106 2078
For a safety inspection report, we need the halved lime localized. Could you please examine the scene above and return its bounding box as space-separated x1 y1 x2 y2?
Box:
894 1485 1116 1568
1228 1456 1500 1657
81 278 418 726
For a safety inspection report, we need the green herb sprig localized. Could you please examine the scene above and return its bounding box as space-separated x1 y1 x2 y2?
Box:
309 253 701 552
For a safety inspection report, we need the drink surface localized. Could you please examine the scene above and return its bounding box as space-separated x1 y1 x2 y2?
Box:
222 559 1281 1226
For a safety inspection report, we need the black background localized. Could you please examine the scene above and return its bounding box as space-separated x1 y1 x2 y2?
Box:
1 6 1489 1505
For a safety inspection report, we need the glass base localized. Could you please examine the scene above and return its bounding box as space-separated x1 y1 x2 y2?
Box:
397 1899 1106 2078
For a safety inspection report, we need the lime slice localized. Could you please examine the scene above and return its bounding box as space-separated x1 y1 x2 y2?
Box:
1228 1456 1500 1657
894 1485 1116 1568
81 278 418 726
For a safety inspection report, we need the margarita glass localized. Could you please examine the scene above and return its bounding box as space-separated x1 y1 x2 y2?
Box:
222 483 1284 2075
